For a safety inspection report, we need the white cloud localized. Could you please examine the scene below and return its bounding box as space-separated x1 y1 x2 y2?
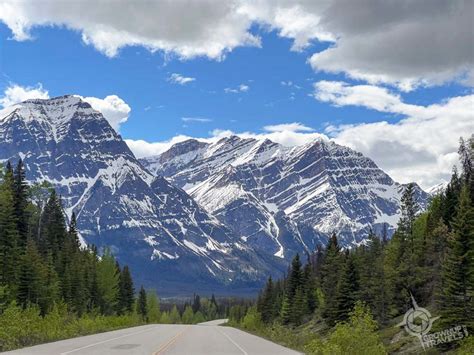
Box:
80 95 131 131
307 0 474 90
313 80 474 188
0 0 260 60
126 123 326 159
181 117 212 123
263 122 313 132
224 84 249 94
0 83 49 108
1 1 470 89
168 73 195 85
125 135 194 158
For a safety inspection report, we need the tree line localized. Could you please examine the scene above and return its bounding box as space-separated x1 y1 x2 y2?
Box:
0 159 138 317
230 136 473 353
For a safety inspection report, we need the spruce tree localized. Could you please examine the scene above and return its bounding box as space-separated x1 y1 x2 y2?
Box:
438 186 474 331
334 252 359 323
13 159 29 250
137 286 148 321
118 265 135 314
96 249 119 315
0 163 20 290
260 277 276 324
321 233 342 323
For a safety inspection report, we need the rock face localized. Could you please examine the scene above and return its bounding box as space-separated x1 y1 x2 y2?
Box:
0 95 430 295
0 96 273 295
142 136 430 257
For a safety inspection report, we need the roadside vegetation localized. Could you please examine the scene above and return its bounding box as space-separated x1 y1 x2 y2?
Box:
228 137 474 354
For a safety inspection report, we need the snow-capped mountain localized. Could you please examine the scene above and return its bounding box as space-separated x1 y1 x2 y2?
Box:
0 96 273 295
142 136 430 255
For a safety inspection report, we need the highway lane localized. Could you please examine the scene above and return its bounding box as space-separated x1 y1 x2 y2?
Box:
3 319 301 355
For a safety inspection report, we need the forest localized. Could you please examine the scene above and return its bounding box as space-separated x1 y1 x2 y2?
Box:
228 137 474 354
0 137 472 353
0 160 234 351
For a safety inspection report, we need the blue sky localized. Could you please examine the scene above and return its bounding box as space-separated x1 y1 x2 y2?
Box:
0 1 472 188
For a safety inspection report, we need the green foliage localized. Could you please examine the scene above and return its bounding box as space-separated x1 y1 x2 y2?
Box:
305 302 386 355
146 291 160 323
137 286 147 321
0 301 143 352
169 305 181 324
182 305 194 324
438 185 474 332
241 306 263 331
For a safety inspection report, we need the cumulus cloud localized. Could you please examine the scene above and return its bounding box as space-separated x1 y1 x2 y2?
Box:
0 0 260 60
80 95 131 131
308 0 474 90
313 80 474 187
125 135 194 158
125 123 327 158
0 83 49 108
224 84 249 94
168 73 196 85
263 122 313 132
1 1 471 89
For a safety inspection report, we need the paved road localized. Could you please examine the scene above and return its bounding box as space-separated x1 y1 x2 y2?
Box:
3 319 301 355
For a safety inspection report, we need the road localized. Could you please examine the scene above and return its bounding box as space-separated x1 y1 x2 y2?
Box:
3 319 301 355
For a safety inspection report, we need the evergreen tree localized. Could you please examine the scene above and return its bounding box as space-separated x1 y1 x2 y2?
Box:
280 293 291 325
117 265 135 314
321 233 342 323
259 277 276 324
96 249 119 315
334 252 359 322
0 162 20 290
137 286 148 321
438 186 474 331
17 239 48 312
13 159 29 250
192 294 201 313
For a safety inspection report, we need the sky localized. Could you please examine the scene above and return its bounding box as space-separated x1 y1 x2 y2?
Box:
0 0 473 189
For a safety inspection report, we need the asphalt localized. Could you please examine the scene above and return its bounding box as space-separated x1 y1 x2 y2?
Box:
3 319 301 355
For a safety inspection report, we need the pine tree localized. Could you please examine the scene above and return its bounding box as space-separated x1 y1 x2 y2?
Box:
0 163 20 290
192 294 201 313
259 277 276 323
137 286 148 321
40 190 67 262
17 239 48 312
117 265 135 314
438 186 474 331
334 252 359 323
280 293 291 325
321 233 342 323
13 159 29 250
96 249 119 315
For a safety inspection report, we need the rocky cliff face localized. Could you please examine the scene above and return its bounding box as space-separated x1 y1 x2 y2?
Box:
143 135 429 257
0 96 273 295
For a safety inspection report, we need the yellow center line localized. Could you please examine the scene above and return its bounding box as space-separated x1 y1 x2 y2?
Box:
152 327 187 355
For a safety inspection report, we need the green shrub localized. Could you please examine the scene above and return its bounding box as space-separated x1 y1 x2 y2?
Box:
305 302 387 355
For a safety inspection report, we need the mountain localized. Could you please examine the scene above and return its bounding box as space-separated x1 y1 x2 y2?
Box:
0 95 273 295
142 136 430 256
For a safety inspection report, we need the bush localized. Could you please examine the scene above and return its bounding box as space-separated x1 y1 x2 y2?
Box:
241 306 263 331
305 302 387 355
0 302 143 352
